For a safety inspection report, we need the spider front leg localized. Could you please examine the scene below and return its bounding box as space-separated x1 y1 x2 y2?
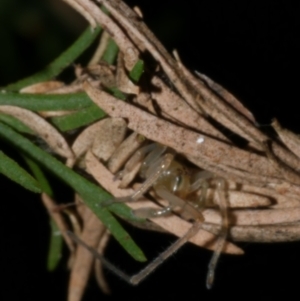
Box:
186 171 229 288
101 144 174 209
152 185 204 221
67 219 203 285
131 182 205 221
205 178 229 289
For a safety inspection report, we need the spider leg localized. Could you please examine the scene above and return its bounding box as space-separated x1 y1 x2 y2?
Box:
130 153 174 201
130 220 202 285
102 152 174 207
132 182 204 219
67 219 203 285
116 143 168 188
189 170 213 207
132 206 173 218
206 178 229 289
115 143 166 179
154 185 204 221
154 170 228 289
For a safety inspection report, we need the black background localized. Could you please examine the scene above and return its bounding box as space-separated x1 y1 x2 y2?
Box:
1 0 300 300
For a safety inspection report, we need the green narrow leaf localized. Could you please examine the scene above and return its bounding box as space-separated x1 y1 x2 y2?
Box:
0 122 146 262
24 156 63 271
101 38 119 65
129 60 144 83
108 87 127 100
0 113 33 134
23 156 53 197
0 92 92 111
47 219 63 271
0 151 41 193
100 5 110 15
4 26 102 92
51 104 106 132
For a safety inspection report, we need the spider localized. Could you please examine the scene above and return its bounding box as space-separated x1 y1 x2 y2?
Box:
68 141 229 289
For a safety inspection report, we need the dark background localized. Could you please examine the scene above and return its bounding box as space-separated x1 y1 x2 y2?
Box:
1 0 300 300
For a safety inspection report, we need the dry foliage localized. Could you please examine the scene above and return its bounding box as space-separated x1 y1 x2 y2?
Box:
3 0 300 300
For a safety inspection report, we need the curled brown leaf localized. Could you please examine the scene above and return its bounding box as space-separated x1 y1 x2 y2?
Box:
0 105 74 160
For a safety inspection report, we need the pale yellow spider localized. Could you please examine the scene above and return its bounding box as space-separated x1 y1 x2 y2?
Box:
69 142 228 289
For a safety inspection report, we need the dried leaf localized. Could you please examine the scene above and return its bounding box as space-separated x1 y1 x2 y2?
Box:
94 230 111 294
107 132 144 173
195 71 256 124
41 193 76 253
20 81 64 94
84 83 280 183
63 0 97 28
0 105 74 160
203 206 300 227
68 206 106 301
91 118 127 161
206 189 272 208
230 222 300 242
272 118 300 159
75 0 139 69
202 222 300 243
67 118 127 167
150 76 228 141
88 30 111 65
116 53 140 94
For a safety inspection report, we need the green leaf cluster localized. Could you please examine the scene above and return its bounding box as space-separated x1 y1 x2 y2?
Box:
0 25 145 268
